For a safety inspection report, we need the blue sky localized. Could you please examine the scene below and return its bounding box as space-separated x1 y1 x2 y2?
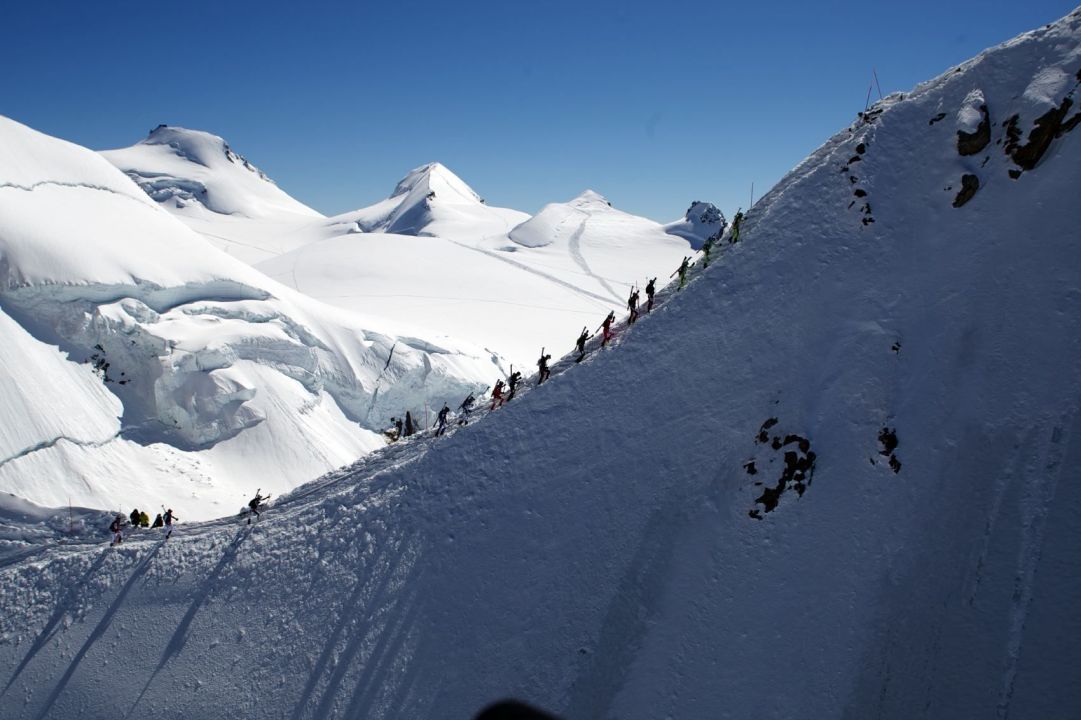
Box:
2 0 1076 222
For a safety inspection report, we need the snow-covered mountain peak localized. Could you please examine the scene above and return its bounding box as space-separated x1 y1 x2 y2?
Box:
663 200 726 249
141 124 270 181
569 189 612 209
390 162 482 205
102 126 321 220
337 162 525 237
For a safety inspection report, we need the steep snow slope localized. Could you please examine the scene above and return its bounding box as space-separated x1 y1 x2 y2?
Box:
6 10 1080 720
101 126 324 263
0 116 500 519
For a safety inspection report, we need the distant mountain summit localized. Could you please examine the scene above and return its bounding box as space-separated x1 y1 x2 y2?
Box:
663 200 726 249
102 125 321 219
336 161 524 238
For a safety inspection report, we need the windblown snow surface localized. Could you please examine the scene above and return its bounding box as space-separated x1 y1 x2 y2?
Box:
3 8 1081 719
0 117 502 520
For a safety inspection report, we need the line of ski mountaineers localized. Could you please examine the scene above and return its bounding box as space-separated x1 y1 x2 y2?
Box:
107 211 744 544
108 488 270 545
385 210 744 441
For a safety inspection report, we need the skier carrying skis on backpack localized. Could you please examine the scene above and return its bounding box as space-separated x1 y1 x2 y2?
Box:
163 508 178 539
436 403 451 435
507 369 523 400
598 311 616 347
671 257 690 289
537 350 552 384
490 379 506 410
247 490 267 525
701 234 715 268
627 287 640 324
645 277 657 313
575 327 590 362
458 392 476 425
731 209 744 243
109 514 124 546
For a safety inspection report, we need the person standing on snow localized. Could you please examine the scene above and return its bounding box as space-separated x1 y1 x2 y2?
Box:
731 209 744 243
575 327 590 363
507 369 523 400
598 311 616 347
436 403 451 435
645 278 657 313
701 234 715 268
627 287 640 324
247 490 267 525
536 350 552 384
490 379 506 410
458 392 476 425
404 411 416 437
163 508 178 539
672 257 690 289
109 514 124 546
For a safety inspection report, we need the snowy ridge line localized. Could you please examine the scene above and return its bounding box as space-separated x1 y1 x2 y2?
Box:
445 238 615 307
0 432 122 472
0 179 145 204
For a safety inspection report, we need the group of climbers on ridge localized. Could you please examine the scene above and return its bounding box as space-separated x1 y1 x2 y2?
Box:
381 209 744 442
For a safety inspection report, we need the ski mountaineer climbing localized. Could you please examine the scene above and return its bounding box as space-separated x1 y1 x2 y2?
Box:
163 508 178 539
458 392 475 425
731 209 744 243
701 234 715 268
247 490 268 524
490 379 506 410
537 349 552 384
507 369 523 400
436 403 451 435
575 327 590 363
645 277 657 313
109 515 124 546
598 311 616 347
672 256 690 290
627 287 640 324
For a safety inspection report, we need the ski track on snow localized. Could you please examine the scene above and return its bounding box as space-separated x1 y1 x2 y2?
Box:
995 415 1074 719
566 214 623 304
444 238 614 308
